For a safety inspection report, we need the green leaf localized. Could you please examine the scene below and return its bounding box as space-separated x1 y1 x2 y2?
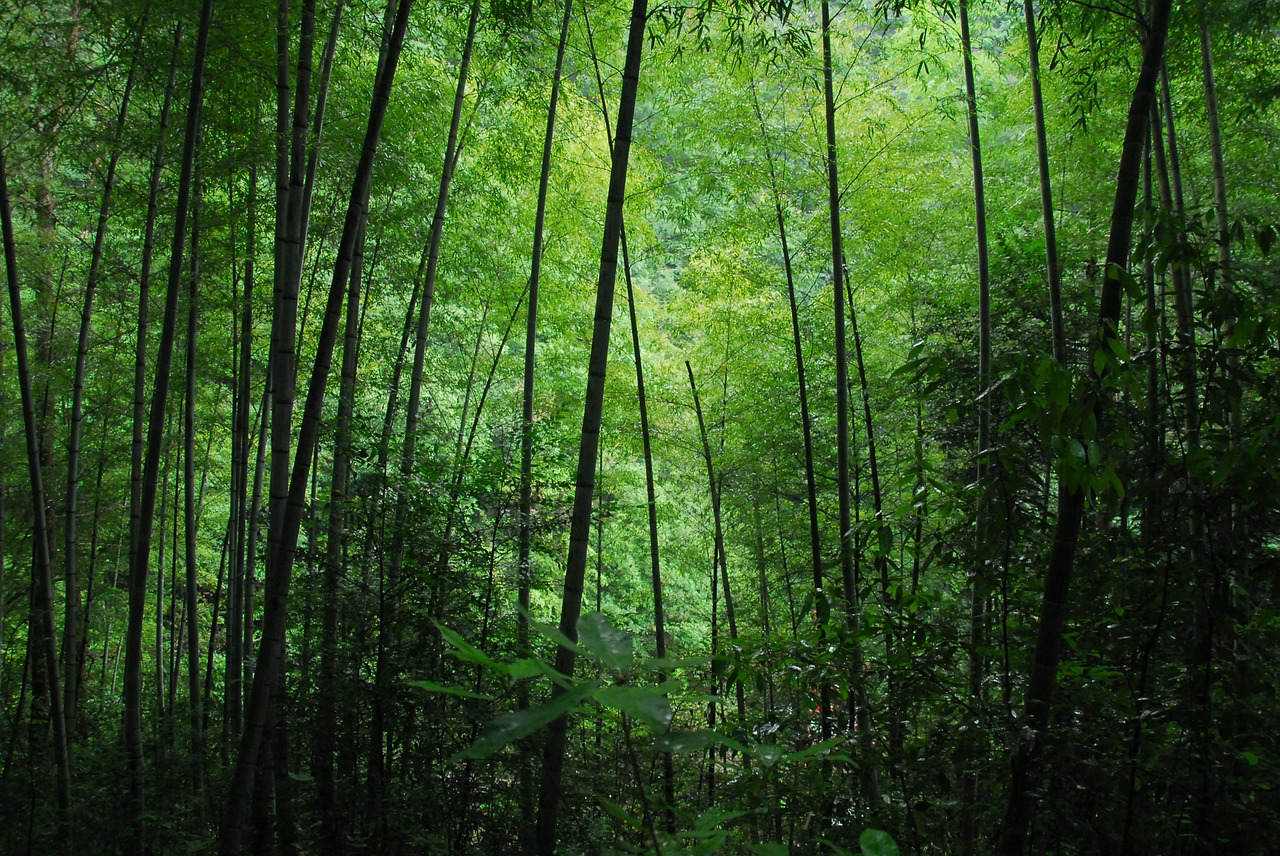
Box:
595 684 673 732
656 729 717 753
435 624 549 681
1093 346 1109 376
859 828 900 856
577 611 633 670
786 736 846 762
406 680 492 701
599 796 641 830
504 658 546 681
655 729 747 754
529 617 581 654
436 623 499 670
686 808 747 839
450 679 599 762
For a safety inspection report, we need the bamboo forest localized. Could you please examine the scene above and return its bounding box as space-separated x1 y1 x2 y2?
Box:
0 0 1276 851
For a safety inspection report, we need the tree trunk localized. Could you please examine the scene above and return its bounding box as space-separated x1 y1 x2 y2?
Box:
125 2 212 843
688 361 746 722
959 0 993 842
1000 0 1173 849
1198 13 1231 281
751 78 831 745
220 0 413 849
844 267 898 755
62 36 140 736
389 0 480 593
516 0 572 839
1 135 74 851
123 16 179 805
227 157 259 745
535 0 647 848
582 9 674 826
184 153 207 820
315 213 363 856
821 0 879 810
1022 0 1065 365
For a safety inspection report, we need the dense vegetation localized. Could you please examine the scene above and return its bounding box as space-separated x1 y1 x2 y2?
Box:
1 0 1277 852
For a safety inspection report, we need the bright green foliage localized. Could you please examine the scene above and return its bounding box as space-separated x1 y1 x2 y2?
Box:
1 0 1278 852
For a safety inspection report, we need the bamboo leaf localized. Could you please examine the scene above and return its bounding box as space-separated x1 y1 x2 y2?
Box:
450 679 599 762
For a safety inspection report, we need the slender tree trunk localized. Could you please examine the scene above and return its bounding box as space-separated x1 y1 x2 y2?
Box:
516 0 572 839
243 360 271 691
315 213 363 854
266 0 298 591
582 9 674 825
959 0 993 842
228 159 259 745
373 8 480 794
1 136 74 851
688 362 746 722
1000 0 1173 850
184 155 207 820
1149 98 1201 572
0 473 7 711
1139 135 1162 550
1022 0 1065 364
76 415 112 703
220 1 413 849
623 228 675 825
389 0 480 592
844 268 898 754
1158 71 1199 456
123 16 178 790
751 78 831 745
535 0 647 849
156 406 174 743
124 3 212 844
62 37 140 736
203 525 229 731
1198 13 1231 282
821 0 879 809
1197 8 1243 554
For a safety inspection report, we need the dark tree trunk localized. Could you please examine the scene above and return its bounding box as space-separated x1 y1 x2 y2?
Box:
821 0 879 810
751 78 831 745
124 3 213 844
123 16 179 810
1022 0 1065 364
844 268 897 755
535 0 647 849
516 0 572 839
315 213 364 856
582 9 674 825
184 155 207 820
959 0 993 842
220 0 413 849
1000 0 1174 850
687 361 746 722
1 135 74 851
62 36 140 735
388 0 480 588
